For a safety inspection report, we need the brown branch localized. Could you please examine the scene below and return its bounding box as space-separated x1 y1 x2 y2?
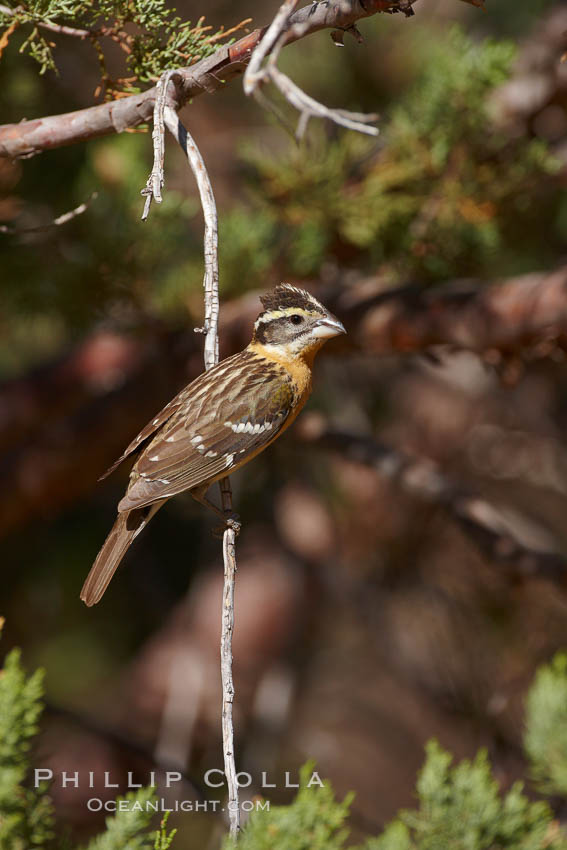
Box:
300 419 567 586
0 191 97 233
0 0 418 159
6 266 567 537
0 16 18 58
355 267 567 359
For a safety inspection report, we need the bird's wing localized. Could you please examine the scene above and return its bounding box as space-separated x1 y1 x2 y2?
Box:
118 356 295 511
99 353 245 481
99 387 192 481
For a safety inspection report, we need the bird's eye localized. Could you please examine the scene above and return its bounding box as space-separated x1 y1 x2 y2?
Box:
290 314 304 325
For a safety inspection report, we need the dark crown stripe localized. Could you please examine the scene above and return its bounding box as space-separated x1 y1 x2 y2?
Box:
259 283 324 314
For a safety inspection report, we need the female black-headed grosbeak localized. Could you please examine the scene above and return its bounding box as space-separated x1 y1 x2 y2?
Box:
81 284 345 605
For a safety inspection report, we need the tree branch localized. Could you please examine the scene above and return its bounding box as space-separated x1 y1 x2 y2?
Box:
158 97 240 836
243 0 378 139
220 516 239 835
301 420 567 586
0 0 418 159
357 267 567 360
7 268 567 538
0 191 97 233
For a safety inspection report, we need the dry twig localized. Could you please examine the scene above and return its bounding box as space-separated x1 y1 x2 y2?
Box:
0 192 97 234
140 70 174 220
243 0 379 139
0 0 417 158
146 73 240 836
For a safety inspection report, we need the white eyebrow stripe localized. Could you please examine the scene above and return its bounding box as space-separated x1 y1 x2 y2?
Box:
254 309 288 327
254 306 317 328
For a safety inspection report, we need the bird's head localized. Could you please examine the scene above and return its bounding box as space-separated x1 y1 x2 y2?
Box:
251 284 346 362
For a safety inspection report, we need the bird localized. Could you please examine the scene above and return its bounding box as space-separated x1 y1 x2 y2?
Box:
80 283 346 606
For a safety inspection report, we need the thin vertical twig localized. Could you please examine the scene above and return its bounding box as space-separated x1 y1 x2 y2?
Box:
163 104 220 369
143 75 240 837
221 503 238 826
141 69 177 221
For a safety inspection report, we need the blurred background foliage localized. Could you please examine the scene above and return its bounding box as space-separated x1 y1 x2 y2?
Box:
2 1 566 377
6 644 567 848
3 0 567 847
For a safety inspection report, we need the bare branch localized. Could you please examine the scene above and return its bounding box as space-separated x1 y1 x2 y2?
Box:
302 420 567 586
141 70 178 220
243 0 379 137
162 106 219 370
159 100 239 836
0 0 418 158
356 268 567 360
0 191 97 234
221 518 239 836
244 0 300 92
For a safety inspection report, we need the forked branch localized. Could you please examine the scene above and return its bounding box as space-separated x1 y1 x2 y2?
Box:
0 1 418 158
244 0 379 139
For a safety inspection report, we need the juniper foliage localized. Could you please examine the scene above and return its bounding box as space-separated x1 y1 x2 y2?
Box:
0 647 177 850
0 0 247 96
524 652 567 798
1 26 562 378
225 29 559 289
223 762 353 850
4 636 567 849
371 741 566 850
223 655 567 850
0 649 54 850
227 743 567 850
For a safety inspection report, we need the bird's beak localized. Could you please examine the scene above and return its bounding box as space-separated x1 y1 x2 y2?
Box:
312 314 347 339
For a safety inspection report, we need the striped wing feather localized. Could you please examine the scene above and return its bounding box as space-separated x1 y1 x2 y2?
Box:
118 355 294 511
99 385 193 480
99 352 250 481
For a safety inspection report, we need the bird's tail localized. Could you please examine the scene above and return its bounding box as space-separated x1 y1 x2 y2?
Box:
80 501 164 606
